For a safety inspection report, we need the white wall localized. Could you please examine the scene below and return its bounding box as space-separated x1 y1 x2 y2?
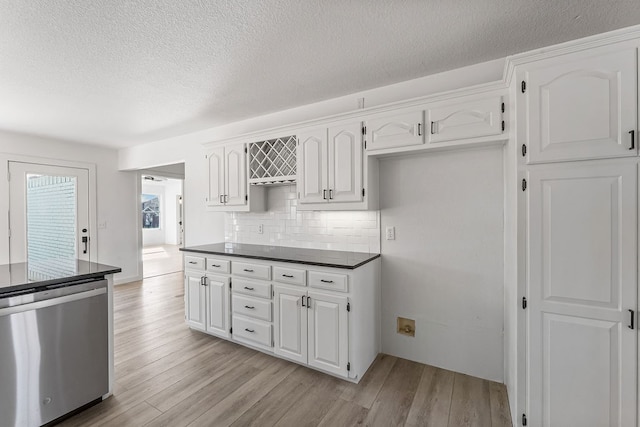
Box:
378 146 505 382
0 130 139 284
118 58 505 252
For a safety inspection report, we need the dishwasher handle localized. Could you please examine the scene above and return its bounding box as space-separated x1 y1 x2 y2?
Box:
0 287 106 317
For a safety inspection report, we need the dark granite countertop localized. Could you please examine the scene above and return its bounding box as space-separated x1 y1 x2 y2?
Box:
180 243 380 269
0 259 121 295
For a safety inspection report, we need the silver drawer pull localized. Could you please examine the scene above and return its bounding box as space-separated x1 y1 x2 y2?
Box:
244 286 254 291
244 305 255 309
243 269 254 272
282 274 294 278
211 264 220 268
320 279 334 283
188 261 197 264
245 328 255 333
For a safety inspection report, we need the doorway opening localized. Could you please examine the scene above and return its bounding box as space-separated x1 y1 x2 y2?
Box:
137 163 184 279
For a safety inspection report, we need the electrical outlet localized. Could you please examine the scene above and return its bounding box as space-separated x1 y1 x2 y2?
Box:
98 221 107 230
385 226 395 240
258 224 263 234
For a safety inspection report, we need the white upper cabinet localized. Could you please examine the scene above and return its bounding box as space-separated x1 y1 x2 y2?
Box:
205 143 264 212
328 123 363 203
365 110 425 151
427 96 503 144
207 147 225 207
518 45 638 163
297 130 328 204
224 143 247 206
297 121 368 209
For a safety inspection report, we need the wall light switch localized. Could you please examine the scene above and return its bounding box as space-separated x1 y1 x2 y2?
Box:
98 221 107 230
258 224 264 234
385 226 395 240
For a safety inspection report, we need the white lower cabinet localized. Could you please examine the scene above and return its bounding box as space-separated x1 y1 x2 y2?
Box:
205 275 230 338
185 270 206 331
184 258 230 339
274 285 307 364
274 286 349 378
307 291 349 378
184 252 380 383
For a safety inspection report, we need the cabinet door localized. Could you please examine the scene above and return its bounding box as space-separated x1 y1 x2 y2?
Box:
328 122 363 203
527 160 637 426
224 143 247 206
207 147 225 206
273 285 307 364
185 272 206 331
427 96 503 144
297 129 328 204
307 291 349 378
206 275 230 338
365 110 424 151
521 46 637 163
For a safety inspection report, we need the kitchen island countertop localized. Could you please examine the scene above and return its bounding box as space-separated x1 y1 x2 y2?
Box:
180 242 380 269
0 260 121 295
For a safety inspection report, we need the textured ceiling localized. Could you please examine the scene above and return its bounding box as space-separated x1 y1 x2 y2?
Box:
1 0 639 148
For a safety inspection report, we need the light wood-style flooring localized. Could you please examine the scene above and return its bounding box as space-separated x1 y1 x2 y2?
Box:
60 271 512 427
142 244 183 278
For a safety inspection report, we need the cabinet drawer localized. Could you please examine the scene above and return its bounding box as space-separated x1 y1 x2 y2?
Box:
232 295 272 322
233 262 271 280
233 279 271 299
184 255 205 270
232 316 272 347
308 271 348 292
206 258 230 274
273 266 306 286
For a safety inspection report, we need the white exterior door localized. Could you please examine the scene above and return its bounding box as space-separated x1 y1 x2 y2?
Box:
520 46 637 163
207 147 225 206
274 285 308 364
224 143 247 206
328 122 363 203
526 160 637 427
206 275 230 338
185 272 206 332
8 161 92 264
297 129 328 204
307 291 349 378
365 109 424 151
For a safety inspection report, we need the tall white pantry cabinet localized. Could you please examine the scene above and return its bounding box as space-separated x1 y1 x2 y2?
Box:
516 40 640 426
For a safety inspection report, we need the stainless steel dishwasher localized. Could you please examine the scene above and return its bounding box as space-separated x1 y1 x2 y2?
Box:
0 278 109 427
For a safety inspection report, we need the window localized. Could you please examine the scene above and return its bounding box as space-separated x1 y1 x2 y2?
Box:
141 194 160 229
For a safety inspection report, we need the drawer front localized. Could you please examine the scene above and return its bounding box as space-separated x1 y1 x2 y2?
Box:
232 295 272 322
232 316 272 347
273 266 306 286
308 270 348 292
233 262 271 280
184 255 205 270
233 279 271 299
206 258 230 274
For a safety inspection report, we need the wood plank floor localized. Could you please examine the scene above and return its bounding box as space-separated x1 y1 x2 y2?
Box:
59 271 512 427
142 244 183 278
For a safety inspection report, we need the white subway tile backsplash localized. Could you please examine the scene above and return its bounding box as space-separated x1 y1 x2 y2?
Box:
226 184 380 253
